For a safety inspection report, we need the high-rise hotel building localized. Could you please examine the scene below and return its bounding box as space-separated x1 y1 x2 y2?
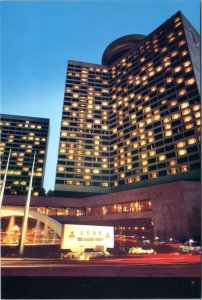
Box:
55 11 200 196
0 114 49 195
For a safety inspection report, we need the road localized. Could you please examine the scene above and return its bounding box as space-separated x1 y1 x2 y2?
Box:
1 253 201 277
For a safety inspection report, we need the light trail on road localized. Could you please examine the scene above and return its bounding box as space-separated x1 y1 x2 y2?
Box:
1 253 201 277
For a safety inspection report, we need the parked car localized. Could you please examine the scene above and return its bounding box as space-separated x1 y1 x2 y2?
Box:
179 240 201 255
165 240 182 250
128 247 155 254
61 248 112 260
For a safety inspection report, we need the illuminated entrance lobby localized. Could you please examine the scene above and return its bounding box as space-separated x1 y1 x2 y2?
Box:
3 181 200 241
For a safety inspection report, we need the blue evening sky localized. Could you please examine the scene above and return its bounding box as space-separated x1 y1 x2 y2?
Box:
1 0 200 192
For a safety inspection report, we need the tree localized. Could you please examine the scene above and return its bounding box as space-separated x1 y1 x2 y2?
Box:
32 187 46 197
47 190 54 197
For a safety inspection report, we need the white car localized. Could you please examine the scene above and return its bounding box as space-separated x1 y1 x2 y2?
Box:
128 247 155 254
61 249 112 260
179 240 201 255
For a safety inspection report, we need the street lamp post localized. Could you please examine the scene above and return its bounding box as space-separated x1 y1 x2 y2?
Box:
0 149 11 207
19 151 36 257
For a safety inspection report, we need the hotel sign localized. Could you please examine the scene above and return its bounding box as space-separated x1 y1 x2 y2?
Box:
61 224 114 250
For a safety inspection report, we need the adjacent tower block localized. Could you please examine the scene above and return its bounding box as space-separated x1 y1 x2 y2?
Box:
0 114 49 195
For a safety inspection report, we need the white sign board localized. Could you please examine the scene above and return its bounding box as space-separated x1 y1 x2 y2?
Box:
61 224 114 250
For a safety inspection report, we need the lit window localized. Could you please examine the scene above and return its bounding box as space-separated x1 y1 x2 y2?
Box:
131 113 136 120
66 180 73 185
20 181 26 186
179 40 186 46
178 89 186 96
149 150 156 156
174 17 181 23
176 141 186 148
144 95 150 102
181 50 188 56
133 142 139 149
192 104 200 111
183 61 191 67
73 93 79 98
150 86 157 92
185 78 195 86
172 113 180 120
184 66 192 73
194 111 200 119
138 121 145 128
142 167 148 173
176 77 184 84
163 117 170 123
174 66 182 73
84 175 91 180
61 131 67 137
170 100 177 107
148 137 154 143
144 106 151 113
93 169 99 174
166 77 173 83
159 155 166 161
101 182 108 187
169 160 177 166
175 21 182 28
182 108 190 116
140 140 146 146
180 165 188 172
62 121 69 126
141 153 148 159
150 172 157 179
58 166 65 172
183 115 192 122
141 160 148 166
171 51 178 57
178 149 187 156
187 138 197 145
185 123 193 130
102 164 108 168
128 178 133 184
180 102 189 109
156 66 162 72
59 148 66 153
13 181 19 185
169 168 177 175
11 152 17 157
23 167 29 171
161 47 167 52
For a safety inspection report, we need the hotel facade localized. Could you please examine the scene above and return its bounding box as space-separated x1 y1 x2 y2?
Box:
55 11 200 198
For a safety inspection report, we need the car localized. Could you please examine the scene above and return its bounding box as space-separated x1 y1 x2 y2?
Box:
179 240 201 255
60 248 112 260
128 247 155 254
